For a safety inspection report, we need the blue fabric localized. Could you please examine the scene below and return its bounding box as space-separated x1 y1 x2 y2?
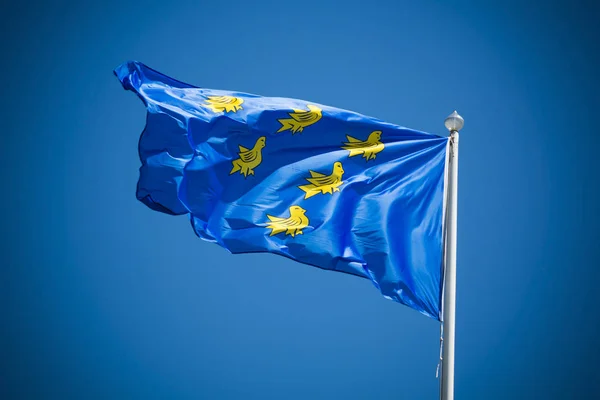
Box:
115 61 448 320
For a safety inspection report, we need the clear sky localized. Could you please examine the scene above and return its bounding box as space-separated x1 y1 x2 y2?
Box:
1 1 599 399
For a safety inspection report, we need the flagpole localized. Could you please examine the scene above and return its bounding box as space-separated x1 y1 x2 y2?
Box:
441 111 463 400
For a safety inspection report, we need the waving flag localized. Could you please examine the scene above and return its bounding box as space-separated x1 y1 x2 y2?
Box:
115 61 449 319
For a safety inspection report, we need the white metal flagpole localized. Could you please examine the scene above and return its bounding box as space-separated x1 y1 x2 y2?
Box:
441 111 463 400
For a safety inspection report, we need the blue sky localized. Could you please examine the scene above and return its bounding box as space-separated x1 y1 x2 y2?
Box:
1 1 599 399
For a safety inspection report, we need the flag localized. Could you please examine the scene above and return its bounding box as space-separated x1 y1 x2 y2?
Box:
114 61 449 320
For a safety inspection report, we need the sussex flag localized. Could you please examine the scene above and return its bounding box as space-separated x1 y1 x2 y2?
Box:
115 61 449 319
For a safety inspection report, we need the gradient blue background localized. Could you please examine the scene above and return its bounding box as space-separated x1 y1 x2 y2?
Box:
1 1 599 398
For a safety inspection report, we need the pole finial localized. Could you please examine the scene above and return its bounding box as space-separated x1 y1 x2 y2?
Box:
444 111 464 132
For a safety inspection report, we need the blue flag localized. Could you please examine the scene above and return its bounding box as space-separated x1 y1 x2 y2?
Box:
115 61 448 320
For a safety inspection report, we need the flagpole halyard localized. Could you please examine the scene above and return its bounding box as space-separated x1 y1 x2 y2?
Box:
441 111 463 400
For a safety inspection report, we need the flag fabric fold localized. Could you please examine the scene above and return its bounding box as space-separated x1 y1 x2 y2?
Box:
115 61 448 319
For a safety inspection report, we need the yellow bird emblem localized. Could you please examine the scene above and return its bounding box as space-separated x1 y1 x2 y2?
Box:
266 205 309 237
277 104 322 134
342 130 384 161
204 95 244 113
230 136 266 177
298 162 345 199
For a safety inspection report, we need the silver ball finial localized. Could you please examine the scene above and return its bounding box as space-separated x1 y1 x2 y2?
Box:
444 111 464 132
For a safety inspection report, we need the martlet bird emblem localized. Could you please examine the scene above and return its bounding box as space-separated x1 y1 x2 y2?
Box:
266 205 309 237
298 162 345 199
230 136 266 177
277 104 322 134
204 95 244 113
342 130 384 161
